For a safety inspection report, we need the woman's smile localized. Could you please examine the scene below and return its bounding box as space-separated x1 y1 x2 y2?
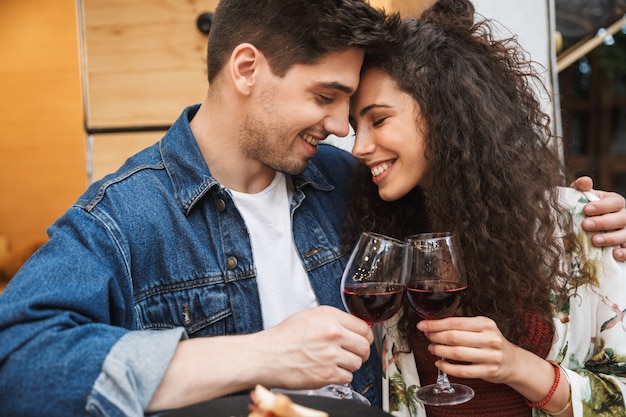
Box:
370 160 395 185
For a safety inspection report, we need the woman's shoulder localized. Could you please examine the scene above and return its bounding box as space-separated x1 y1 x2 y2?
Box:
555 187 597 224
556 186 625 287
556 186 597 206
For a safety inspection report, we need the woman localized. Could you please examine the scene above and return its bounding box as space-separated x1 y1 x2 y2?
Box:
345 1 626 416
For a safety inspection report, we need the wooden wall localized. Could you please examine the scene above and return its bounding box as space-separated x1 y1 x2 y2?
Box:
0 0 433 270
0 0 86 254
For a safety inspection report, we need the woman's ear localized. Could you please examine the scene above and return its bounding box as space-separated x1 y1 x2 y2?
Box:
229 43 262 95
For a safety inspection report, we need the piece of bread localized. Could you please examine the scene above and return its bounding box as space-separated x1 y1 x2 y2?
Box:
248 385 329 417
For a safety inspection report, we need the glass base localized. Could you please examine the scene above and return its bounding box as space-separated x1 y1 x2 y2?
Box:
272 385 371 405
415 383 475 406
324 384 371 405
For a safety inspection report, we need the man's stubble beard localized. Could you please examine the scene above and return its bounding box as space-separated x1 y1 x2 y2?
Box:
239 87 309 176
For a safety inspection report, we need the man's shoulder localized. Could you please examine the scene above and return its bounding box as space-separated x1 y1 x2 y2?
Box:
300 144 357 193
76 142 167 212
317 142 354 157
312 143 356 171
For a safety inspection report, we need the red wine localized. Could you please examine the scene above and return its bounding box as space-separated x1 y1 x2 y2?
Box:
342 283 406 325
407 280 466 319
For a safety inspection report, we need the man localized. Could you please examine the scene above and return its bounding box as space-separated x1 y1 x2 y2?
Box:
0 1 624 416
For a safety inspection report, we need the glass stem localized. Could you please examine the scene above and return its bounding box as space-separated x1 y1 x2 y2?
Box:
433 358 455 394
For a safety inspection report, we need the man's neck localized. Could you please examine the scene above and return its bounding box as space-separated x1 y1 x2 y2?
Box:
190 100 277 194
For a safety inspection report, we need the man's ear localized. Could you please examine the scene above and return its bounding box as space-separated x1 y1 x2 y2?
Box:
229 43 263 95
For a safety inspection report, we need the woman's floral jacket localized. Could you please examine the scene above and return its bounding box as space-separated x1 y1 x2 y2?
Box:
380 187 626 417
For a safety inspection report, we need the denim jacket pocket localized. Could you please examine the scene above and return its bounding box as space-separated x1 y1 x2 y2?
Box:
133 279 235 337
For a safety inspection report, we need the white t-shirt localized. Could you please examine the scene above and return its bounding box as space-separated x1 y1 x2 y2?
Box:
229 172 319 329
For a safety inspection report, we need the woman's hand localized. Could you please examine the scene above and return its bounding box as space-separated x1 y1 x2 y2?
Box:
571 176 626 261
416 316 572 414
416 316 519 384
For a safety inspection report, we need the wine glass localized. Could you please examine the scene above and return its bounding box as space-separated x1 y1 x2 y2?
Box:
341 231 408 327
405 232 475 406
331 231 408 404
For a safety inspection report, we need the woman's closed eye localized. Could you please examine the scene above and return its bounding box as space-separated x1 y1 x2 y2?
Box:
372 116 389 127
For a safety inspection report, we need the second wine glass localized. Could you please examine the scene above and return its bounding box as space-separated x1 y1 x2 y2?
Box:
405 232 475 406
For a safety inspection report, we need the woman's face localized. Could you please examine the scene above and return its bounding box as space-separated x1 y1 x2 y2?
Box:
350 68 427 201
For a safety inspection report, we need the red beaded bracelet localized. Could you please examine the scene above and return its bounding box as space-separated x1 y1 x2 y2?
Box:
526 360 560 408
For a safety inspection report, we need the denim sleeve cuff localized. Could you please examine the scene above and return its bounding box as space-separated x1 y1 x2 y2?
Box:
86 328 187 417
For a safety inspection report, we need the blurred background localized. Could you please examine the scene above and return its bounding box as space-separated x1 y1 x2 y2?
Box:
556 0 626 199
1 0 625 285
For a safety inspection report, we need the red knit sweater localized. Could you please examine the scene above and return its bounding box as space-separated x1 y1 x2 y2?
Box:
411 313 553 417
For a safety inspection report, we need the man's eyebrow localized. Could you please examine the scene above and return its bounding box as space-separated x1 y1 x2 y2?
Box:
317 82 354 95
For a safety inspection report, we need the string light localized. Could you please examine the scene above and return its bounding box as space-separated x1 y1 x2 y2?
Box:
597 28 615 46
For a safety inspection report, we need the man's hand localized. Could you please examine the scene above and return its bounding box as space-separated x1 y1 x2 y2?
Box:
259 306 373 389
571 176 626 261
147 306 373 412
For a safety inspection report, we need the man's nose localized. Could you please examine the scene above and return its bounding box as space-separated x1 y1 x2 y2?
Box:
323 104 351 138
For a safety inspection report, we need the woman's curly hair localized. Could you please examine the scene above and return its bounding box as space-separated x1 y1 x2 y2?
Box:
343 0 576 349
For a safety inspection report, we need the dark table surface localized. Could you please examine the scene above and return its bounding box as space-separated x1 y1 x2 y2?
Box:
161 393 394 417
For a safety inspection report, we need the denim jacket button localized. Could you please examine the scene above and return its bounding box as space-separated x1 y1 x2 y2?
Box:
226 256 238 270
216 199 226 212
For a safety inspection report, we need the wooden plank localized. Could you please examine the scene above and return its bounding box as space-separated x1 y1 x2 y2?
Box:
82 0 219 27
370 0 435 16
89 132 164 182
390 0 435 16
369 0 393 10
86 68 206 128
83 22 207 72
78 0 217 129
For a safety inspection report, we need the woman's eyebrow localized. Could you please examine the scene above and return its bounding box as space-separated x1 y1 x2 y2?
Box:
359 103 392 117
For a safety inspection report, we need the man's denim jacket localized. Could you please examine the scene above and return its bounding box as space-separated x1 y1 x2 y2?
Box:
0 105 381 416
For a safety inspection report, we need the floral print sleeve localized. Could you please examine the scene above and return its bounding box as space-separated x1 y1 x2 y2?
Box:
380 313 426 417
380 187 626 417
541 188 626 417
